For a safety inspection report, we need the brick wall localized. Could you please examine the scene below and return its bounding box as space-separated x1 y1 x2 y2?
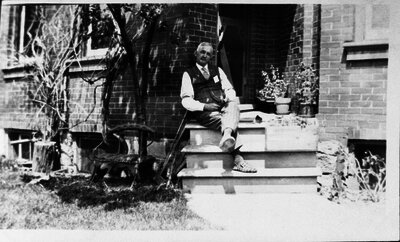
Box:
0 3 387 149
0 5 70 134
145 4 218 138
316 4 387 142
0 66 48 131
285 4 304 76
67 4 219 139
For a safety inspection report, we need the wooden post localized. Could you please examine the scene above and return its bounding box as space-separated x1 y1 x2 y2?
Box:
32 141 56 173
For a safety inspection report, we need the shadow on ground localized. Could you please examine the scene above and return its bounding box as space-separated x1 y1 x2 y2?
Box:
22 174 183 211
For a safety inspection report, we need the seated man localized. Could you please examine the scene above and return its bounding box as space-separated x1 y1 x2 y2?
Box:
180 42 257 173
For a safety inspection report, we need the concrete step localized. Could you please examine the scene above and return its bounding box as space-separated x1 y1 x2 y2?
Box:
187 126 266 149
186 122 318 152
178 167 321 194
183 151 317 169
182 145 317 168
238 104 254 111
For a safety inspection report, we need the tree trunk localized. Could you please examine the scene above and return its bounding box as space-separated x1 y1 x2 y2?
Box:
32 141 57 174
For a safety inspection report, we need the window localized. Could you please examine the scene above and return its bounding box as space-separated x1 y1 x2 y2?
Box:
344 4 389 61
85 4 115 57
1 5 38 67
355 4 390 42
8 130 36 161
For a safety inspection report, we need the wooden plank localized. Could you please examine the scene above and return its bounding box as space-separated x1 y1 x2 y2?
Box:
346 52 388 61
178 167 321 178
185 152 317 169
185 121 266 130
10 138 36 145
183 182 318 194
182 144 265 153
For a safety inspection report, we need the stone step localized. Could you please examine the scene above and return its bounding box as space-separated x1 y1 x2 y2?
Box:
184 151 317 169
238 104 254 111
182 144 265 154
187 126 266 149
185 122 318 152
178 167 321 194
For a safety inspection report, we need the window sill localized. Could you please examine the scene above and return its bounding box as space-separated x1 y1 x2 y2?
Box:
67 56 107 73
1 64 32 81
2 55 107 81
343 40 388 61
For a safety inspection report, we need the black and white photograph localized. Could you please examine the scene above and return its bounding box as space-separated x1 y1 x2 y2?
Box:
0 0 398 241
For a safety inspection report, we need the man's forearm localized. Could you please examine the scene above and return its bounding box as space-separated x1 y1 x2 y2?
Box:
182 97 205 111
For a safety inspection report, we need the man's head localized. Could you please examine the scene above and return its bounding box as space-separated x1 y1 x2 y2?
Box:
194 42 213 66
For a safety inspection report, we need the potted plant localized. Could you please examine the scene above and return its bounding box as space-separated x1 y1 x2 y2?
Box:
256 65 291 115
294 63 319 118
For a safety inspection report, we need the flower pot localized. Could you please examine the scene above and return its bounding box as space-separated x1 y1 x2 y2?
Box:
275 97 291 115
299 102 316 118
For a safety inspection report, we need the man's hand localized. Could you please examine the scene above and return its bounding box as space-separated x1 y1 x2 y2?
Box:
204 103 220 111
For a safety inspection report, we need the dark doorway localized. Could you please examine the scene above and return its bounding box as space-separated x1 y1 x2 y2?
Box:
218 4 248 98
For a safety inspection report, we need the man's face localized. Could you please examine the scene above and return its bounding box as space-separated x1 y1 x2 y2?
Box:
195 45 213 66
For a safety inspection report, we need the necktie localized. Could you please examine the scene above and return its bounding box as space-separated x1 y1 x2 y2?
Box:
202 67 210 80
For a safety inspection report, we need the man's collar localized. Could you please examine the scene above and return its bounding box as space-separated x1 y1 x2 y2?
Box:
196 63 208 71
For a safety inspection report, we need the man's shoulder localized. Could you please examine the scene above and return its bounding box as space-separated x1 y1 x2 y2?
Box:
208 65 220 76
185 66 199 76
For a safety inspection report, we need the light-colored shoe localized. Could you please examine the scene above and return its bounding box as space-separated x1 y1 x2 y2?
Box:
233 154 257 173
219 133 235 152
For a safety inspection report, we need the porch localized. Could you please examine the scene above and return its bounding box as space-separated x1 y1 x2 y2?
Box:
177 104 321 194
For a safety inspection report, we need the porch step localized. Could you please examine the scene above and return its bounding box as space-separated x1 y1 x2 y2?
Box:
180 104 320 194
182 145 317 169
185 120 318 152
187 123 266 149
178 167 321 194
238 104 254 111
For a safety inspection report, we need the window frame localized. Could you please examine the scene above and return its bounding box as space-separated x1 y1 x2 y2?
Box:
354 4 390 43
85 23 109 57
84 4 115 58
344 4 390 62
7 129 36 161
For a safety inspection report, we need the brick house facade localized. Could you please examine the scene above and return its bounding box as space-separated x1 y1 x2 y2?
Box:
0 3 389 168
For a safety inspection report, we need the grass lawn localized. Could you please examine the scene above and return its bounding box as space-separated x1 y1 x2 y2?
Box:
0 171 219 230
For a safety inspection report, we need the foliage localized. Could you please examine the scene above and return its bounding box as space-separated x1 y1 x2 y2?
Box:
355 151 386 201
0 171 218 230
9 5 105 142
322 147 386 203
88 5 116 49
294 63 319 104
137 4 165 24
95 3 166 157
257 65 289 101
8 3 167 167
263 113 318 128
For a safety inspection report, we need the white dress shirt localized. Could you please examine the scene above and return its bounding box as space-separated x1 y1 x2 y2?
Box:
180 63 236 111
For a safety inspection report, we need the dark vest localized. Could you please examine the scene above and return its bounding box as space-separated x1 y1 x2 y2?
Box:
186 65 225 105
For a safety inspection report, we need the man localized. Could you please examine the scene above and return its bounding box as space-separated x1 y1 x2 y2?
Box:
180 42 257 173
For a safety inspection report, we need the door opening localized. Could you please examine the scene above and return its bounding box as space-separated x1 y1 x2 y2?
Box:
218 4 248 98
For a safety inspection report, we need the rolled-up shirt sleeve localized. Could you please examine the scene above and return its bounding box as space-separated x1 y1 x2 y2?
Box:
180 72 205 111
218 67 236 101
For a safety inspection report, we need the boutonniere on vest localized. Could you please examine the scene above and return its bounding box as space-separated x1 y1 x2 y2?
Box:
192 74 202 84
